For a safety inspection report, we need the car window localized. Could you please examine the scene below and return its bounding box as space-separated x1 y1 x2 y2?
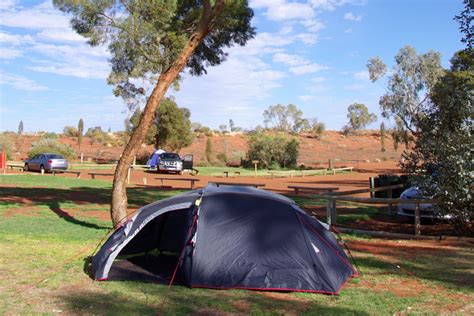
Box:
160 153 180 160
38 155 44 159
47 154 64 159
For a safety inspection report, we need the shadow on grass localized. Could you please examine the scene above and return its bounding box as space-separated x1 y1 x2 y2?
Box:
0 186 183 229
350 241 474 292
58 285 370 315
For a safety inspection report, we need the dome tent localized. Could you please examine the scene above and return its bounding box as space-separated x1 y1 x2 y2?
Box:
92 184 357 294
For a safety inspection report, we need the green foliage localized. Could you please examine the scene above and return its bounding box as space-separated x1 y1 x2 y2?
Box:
367 46 444 133
205 137 213 162
42 132 58 139
216 153 227 164
0 133 16 160
402 49 473 230
53 0 255 107
128 108 156 145
454 0 474 49
63 125 78 137
28 138 76 159
247 133 299 169
155 98 193 152
17 121 23 135
263 104 307 133
345 103 377 132
77 118 84 148
308 118 325 139
85 127 113 145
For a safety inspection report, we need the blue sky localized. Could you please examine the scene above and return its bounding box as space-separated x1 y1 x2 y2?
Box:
0 0 466 133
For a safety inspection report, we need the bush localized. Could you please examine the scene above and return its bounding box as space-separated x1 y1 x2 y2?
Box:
247 133 299 169
28 138 76 159
42 132 59 139
216 153 227 163
0 133 16 160
85 127 114 145
63 126 78 137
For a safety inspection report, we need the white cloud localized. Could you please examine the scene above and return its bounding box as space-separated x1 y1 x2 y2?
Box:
344 12 362 22
310 0 366 11
296 33 319 45
37 29 84 43
299 95 316 102
290 63 327 75
354 70 369 81
273 53 327 75
251 0 314 21
302 19 325 32
0 73 49 91
0 0 16 11
0 2 70 30
0 47 22 59
273 53 310 67
312 76 326 83
344 28 353 33
0 32 34 45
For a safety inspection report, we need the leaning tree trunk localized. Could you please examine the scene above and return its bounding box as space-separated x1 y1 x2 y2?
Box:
110 1 223 227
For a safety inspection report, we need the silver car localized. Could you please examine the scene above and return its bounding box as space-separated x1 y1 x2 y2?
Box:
24 153 69 172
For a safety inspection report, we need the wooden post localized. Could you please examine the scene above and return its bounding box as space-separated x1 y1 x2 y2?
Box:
326 199 332 225
387 189 393 215
326 199 337 226
328 159 333 169
331 200 337 225
133 155 137 167
80 152 83 164
415 203 421 236
369 177 375 198
143 177 147 185
252 160 259 177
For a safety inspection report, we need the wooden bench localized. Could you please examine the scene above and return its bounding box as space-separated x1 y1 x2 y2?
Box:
155 177 199 189
288 185 339 195
212 181 265 188
89 172 115 179
52 169 82 179
6 164 24 172
223 171 241 178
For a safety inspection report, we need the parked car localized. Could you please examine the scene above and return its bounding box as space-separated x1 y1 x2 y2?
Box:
397 187 447 219
157 153 183 174
24 153 68 173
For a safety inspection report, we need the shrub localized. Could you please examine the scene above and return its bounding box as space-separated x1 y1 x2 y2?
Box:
63 126 78 137
216 153 227 163
28 138 76 159
247 133 299 169
0 133 16 160
205 137 213 162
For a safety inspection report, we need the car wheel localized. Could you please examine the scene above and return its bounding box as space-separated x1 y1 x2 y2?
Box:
24 163 29 171
40 165 45 174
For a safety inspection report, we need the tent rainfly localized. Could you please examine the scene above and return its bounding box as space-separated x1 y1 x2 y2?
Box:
92 184 358 294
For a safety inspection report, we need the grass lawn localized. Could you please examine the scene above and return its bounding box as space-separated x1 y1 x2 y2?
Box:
0 174 472 314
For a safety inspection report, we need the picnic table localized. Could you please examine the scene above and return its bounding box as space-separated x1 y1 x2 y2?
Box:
223 171 241 178
212 181 265 188
52 169 82 179
6 164 24 172
288 185 339 195
88 172 115 179
156 177 199 189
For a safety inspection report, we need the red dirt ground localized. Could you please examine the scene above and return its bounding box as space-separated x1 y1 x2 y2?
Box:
3 160 472 237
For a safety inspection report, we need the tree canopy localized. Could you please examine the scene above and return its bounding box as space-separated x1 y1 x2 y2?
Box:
55 0 255 226
367 46 444 134
155 98 193 152
54 0 255 108
345 103 377 132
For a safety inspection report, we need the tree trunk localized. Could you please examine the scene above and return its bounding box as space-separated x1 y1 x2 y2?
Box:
110 1 224 227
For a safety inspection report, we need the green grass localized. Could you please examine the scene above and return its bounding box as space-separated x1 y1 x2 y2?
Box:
0 174 472 314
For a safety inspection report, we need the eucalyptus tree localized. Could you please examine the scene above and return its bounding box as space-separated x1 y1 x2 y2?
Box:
55 0 255 226
367 46 444 134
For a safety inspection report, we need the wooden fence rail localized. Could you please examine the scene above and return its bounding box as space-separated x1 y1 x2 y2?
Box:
314 185 437 236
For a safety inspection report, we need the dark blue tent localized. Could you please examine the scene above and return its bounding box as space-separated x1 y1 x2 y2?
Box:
146 149 166 168
92 184 357 294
